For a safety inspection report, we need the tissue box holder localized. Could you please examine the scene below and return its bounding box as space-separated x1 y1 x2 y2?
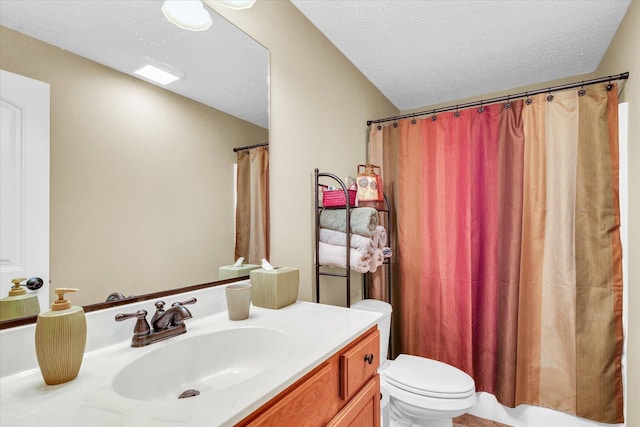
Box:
219 264 260 280
250 267 299 309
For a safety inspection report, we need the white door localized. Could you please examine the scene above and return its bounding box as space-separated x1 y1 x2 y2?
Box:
0 70 50 314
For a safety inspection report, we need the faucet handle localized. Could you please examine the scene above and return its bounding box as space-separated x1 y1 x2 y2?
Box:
150 301 167 332
115 309 148 322
171 297 197 307
115 310 151 340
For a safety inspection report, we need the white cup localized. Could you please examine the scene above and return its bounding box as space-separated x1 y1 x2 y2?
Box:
225 283 252 320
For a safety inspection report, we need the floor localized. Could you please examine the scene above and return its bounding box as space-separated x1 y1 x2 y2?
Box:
453 414 513 427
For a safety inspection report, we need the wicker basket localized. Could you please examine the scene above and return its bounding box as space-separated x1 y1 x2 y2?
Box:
322 184 357 207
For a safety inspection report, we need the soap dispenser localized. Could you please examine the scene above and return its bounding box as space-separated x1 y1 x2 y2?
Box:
0 278 41 321
35 288 87 385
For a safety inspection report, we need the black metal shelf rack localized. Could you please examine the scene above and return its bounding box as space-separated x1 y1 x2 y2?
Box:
314 168 392 307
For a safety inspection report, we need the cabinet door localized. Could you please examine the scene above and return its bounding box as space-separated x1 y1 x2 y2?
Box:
340 330 379 401
242 361 340 427
328 375 380 427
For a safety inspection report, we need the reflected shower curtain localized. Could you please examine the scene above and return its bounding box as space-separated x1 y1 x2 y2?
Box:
235 146 269 264
370 84 624 423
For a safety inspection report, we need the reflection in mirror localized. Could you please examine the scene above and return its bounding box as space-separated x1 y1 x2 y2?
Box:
0 0 269 324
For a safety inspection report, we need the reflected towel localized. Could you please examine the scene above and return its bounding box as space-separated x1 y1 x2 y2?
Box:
319 207 379 237
318 242 371 273
319 228 375 254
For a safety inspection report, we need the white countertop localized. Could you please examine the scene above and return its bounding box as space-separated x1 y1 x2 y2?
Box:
0 284 380 427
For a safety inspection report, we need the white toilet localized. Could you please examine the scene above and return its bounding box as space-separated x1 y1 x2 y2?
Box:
352 299 477 427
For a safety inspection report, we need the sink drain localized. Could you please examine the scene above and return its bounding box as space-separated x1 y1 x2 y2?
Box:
178 389 200 399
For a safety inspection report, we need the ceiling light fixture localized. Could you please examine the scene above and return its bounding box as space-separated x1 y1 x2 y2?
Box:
162 1 212 31
213 0 257 10
133 59 185 86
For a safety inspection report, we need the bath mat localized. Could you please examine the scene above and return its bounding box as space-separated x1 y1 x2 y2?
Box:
453 413 513 427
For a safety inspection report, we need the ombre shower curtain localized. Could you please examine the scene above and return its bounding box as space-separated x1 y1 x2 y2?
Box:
235 146 269 264
369 84 624 423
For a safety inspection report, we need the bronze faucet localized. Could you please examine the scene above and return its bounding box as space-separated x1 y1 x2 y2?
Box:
115 298 197 347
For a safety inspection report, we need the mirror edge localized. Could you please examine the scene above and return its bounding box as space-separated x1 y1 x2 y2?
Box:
0 276 249 330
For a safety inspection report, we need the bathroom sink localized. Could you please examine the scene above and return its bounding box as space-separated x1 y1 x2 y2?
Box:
112 327 290 401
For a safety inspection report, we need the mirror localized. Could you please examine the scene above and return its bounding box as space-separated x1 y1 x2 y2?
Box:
0 0 269 324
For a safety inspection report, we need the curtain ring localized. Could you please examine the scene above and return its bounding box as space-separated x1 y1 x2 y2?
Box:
578 82 586 97
393 120 398 128
411 114 416 125
454 105 460 118
607 76 614 91
546 88 554 102
478 101 485 113
377 124 382 130
525 91 533 105
504 95 511 109
431 111 437 121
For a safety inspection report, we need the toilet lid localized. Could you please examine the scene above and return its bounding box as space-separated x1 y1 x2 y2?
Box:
384 354 475 399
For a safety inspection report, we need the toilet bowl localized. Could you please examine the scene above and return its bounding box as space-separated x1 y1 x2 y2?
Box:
352 299 477 427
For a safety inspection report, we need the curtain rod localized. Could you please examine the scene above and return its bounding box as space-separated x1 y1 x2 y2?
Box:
367 72 629 126
232 142 269 152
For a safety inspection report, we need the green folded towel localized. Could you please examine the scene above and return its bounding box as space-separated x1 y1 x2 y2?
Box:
319 207 379 237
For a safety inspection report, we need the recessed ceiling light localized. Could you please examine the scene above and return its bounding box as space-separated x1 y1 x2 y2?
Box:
162 1 212 31
133 63 183 86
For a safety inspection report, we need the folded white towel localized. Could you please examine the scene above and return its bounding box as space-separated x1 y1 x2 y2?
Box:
372 226 387 248
318 241 371 273
368 249 384 273
319 228 375 255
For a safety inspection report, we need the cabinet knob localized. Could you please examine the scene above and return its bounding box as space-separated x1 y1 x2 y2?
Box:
364 353 374 365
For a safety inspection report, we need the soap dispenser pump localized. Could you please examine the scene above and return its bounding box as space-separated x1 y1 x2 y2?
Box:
35 288 87 385
0 278 41 321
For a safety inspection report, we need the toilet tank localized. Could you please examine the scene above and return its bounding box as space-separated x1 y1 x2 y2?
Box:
351 299 392 364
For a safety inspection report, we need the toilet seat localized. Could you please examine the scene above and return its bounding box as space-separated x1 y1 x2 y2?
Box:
351 299 478 424
383 354 475 399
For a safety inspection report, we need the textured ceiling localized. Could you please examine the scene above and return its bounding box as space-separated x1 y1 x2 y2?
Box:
291 0 631 111
0 0 269 128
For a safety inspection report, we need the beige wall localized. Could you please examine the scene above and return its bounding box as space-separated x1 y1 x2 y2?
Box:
0 26 268 305
205 1 398 305
597 1 639 424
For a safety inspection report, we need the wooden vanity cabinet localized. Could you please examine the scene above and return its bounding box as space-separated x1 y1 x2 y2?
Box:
237 326 380 427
